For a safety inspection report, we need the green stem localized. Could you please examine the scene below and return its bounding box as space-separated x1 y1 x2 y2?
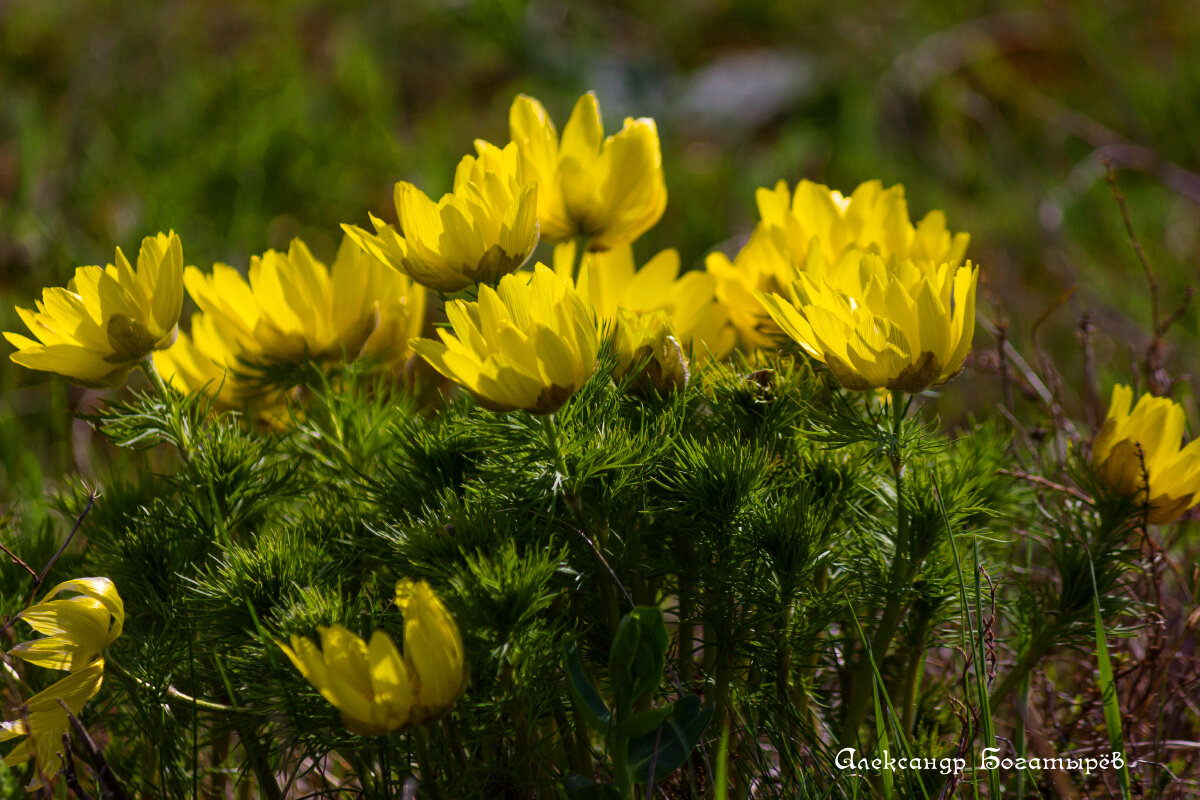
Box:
840 394 911 747
412 728 443 800
898 612 931 735
141 355 171 399
988 629 1056 710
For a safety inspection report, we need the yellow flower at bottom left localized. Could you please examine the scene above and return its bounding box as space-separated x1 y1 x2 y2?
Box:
0 660 105 788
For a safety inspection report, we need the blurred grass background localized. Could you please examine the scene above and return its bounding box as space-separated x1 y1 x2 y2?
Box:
2 0 1199 500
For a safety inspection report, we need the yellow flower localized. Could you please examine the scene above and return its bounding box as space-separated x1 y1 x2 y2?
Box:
611 309 689 397
1092 385 1200 524
5 232 184 387
410 264 599 414
156 236 426 403
757 255 978 392
709 180 969 349
506 92 666 251
554 241 736 361
9 578 124 673
344 142 539 292
0 660 105 789
393 579 468 723
277 580 465 735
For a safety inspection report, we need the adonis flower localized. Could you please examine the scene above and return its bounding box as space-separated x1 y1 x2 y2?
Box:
277 580 466 735
345 142 539 293
708 180 969 349
1092 385 1200 524
155 236 426 403
504 92 666 251
410 264 599 414
9 578 124 673
5 232 184 387
757 255 977 393
0 661 105 788
554 242 736 360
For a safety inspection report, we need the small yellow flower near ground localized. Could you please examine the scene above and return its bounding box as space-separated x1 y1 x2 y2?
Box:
757 255 978 392
277 580 466 735
344 142 539 292
1092 385 1200 524
5 232 184 387
9 578 124 673
155 236 426 403
553 241 736 361
612 309 690 397
708 180 969 349
505 92 666 252
0 660 105 788
410 264 599 414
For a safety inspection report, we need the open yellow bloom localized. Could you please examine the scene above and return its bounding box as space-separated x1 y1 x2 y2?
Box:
9 578 124 673
0 661 105 789
757 255 977 392
155 236 426 403
612 309 689 397
1092 385 1200 524
554 242 736 360
6 232 184 387
506 92 666 251
410 264 599 414
277 580 465 735
345 142 538 292
709 180 969 349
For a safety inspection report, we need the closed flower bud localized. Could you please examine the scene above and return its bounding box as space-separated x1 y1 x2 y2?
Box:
757 254 978 393
6 232 184 387
345 142 539 292
394 579 468 724
410 264 599 414
612 309 689 397
1092 385 1200 524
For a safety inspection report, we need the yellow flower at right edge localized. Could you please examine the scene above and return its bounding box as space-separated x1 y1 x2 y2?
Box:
344 142 539 292
0 661 105 789
504 92 666 251
5 232 184 387
410 264 599 414
277 580 466 735
1092 385 1200 524
757 254 978 392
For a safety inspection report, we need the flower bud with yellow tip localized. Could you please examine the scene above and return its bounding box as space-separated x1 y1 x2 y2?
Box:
611 309 690 398
409 264 599 414
393 579 468 725
1092 385 1200 524
345 142 539 293
506 92 666 251
757 255 977 393
5 232 184 387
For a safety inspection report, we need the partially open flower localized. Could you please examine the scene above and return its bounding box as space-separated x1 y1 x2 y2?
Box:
410 265 599 414
505 92 666 251
277 581 466 735
6 232 184 387
9 578 124 673
1092 385 1200 524
345 142 539 292
757 255 977 392
554 242 736 361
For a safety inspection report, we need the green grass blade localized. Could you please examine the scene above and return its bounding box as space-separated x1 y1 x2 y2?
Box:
1088 550 1132 799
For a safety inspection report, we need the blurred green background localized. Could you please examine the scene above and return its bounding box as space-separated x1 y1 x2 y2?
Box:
2 0 1199 500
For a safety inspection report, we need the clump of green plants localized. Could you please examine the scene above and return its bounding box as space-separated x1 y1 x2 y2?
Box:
0 90 1195 799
